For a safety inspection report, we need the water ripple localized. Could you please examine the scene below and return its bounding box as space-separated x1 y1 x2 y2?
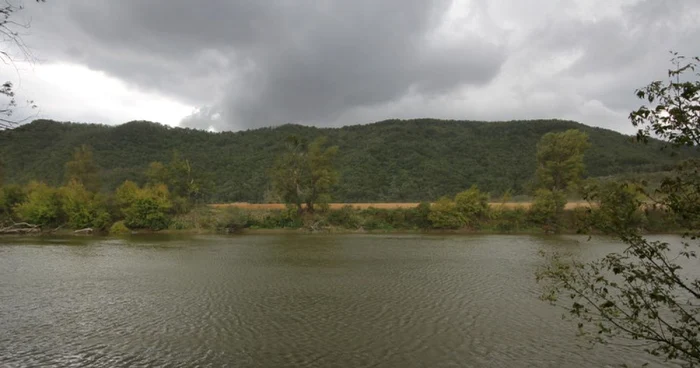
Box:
0 234 678 367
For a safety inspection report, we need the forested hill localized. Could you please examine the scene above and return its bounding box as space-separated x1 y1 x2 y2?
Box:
0 118 689 202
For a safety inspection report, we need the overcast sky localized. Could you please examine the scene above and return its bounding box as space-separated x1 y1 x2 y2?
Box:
4 0 699 133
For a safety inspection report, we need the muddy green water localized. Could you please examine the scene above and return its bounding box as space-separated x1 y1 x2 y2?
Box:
0 234 677 367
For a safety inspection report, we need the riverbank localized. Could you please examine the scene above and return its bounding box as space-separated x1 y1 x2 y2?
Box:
0 201 678 237
211 201 593 210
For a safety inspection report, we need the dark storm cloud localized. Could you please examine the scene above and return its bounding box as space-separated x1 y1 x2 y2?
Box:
24 0 506 130
16 0 700 131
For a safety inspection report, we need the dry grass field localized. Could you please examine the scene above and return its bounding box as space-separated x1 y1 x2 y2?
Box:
211 202 591 210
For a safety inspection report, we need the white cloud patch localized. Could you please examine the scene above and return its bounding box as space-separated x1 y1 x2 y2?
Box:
1 62 192 126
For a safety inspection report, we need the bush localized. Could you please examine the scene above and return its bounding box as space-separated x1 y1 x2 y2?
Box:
0 184 26 221
109 220 130 235
14 181 64 226
60 180 112 229
529 189 566 233
454 185 490 228
169 206 220 230
490 207 528 232
117 182 172 231
428 197 464 229
247 208 301 228
590 182 646 233
408 202 432 229
326 205 361 229
216 207 249 233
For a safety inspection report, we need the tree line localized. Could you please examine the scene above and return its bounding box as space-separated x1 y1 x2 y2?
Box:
0 117 692 203
0 119 677 236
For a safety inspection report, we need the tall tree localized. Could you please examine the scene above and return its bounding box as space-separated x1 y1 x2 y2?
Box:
535 129 590 192
538 54 700 366
146 151 210 209
0 0 45 129
65 144 100 193
271 135 339 213
532 129 589 231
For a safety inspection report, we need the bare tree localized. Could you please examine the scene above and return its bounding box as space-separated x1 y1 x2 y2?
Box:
0 0 44 130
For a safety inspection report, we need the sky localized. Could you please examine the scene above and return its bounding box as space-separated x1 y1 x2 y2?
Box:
3 0 700 133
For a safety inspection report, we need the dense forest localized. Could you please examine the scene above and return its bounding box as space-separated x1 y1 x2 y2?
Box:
0 118 691 202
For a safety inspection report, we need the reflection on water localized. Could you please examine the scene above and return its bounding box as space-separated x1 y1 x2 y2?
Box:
0 234 678 367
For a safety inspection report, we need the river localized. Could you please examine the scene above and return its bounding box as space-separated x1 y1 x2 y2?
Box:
0 234 678 367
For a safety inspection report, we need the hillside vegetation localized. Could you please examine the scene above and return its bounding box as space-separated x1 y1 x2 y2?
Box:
0 118 690 202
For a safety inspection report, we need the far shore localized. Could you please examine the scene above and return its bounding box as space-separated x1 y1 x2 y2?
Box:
211 201 592 210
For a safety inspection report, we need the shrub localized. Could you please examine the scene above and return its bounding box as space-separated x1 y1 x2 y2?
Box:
109 220 130 235
408 202 432 229
529 189 567 233
14 181 64 226
0 184 26 221
216 207 249 233
60 180 112 229
428 197 464 229
326 205 361 229
490 207 527 232
117 182 172 231
454 185 490 228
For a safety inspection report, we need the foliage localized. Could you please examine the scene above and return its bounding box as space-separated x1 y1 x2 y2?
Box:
538 54 700 367
59 180 111 229
326 205 361 229
116 181 172 230
271 135 339 213
109 221 130 235
147 151 212 211
454 185 490 228
0 184 25 220
631 53 700 148
489 206 528 233
14 181 63 226
583 181 647 233
0 119 692 202
536 129 590 192
246 207 302 229
215 207 249 233
529 189 566 233
412 202 432 229
428 197 463 229
65 144 101 193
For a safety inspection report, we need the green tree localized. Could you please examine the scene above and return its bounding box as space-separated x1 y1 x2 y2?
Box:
65 144 101 193
147 152 211 212
428 196 463 229
454 185 490 228
14 181 63 226
532 129 589 232
271 136 339 213
60 179 111 229
0 184 25 221
115 180 140 208
538 54 700 366
145 161 168 185
536 129 590 193
529 188 567 233
116 181 172 230
582 181 647 233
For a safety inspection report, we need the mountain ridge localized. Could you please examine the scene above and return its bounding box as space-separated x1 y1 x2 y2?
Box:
0 118 689 202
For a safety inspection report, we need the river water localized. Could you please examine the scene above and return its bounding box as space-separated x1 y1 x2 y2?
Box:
0 234 678 367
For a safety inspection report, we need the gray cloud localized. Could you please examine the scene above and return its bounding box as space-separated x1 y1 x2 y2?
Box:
16 0 700 132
